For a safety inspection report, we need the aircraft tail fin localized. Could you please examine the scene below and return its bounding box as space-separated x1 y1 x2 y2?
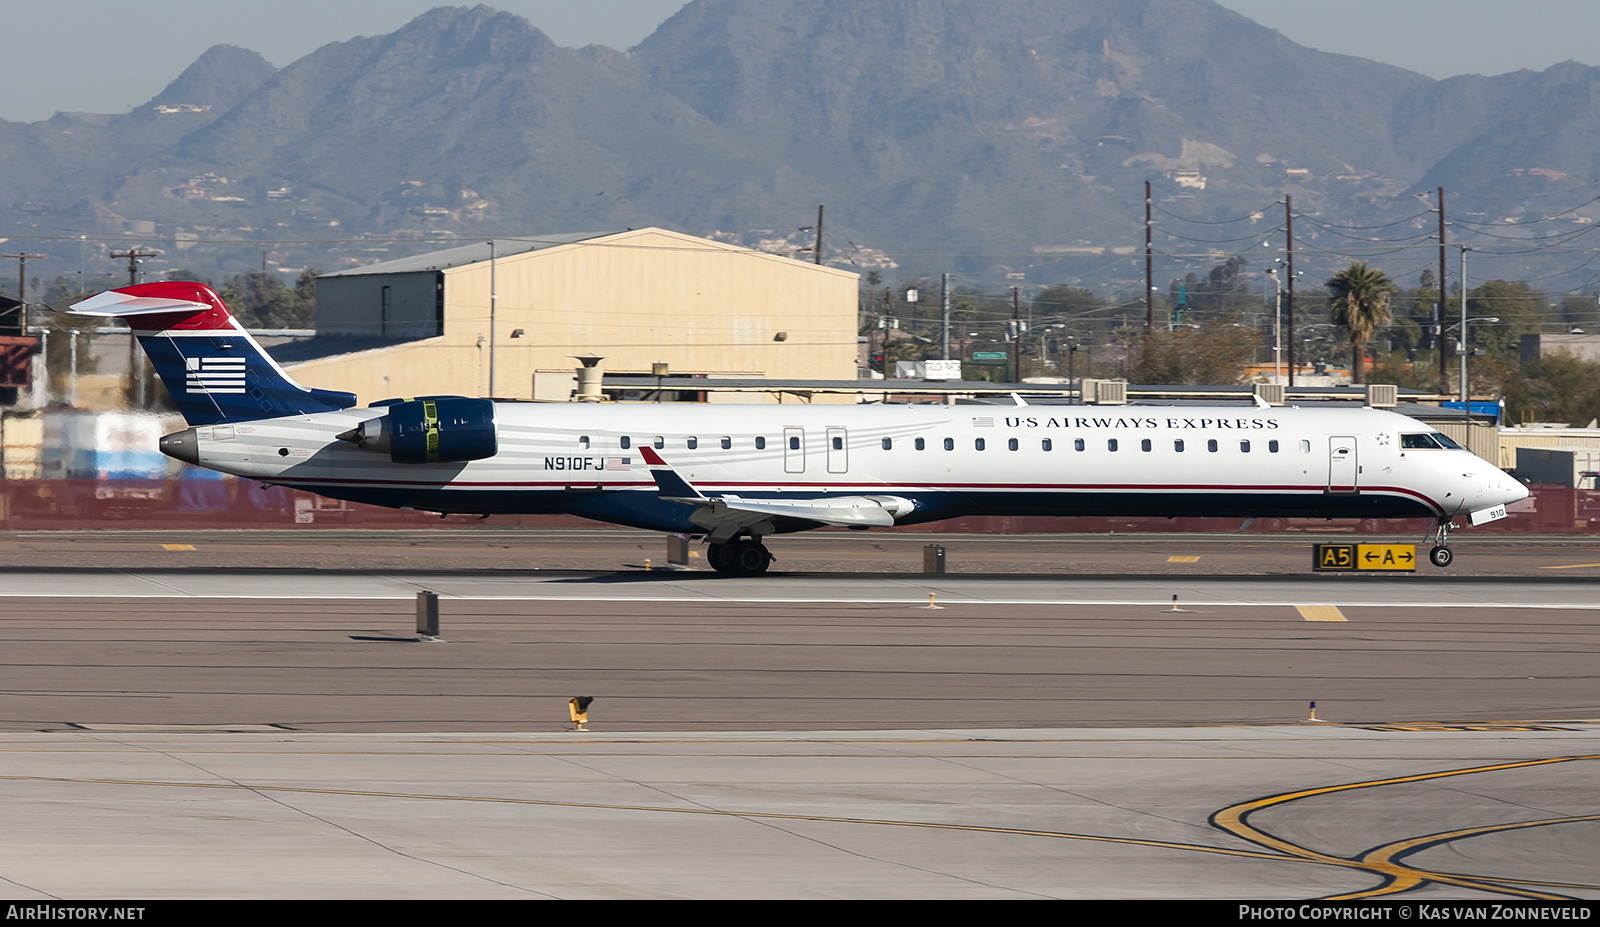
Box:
61 282 356 426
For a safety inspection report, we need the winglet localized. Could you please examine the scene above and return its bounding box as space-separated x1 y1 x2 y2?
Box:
637 446 706 500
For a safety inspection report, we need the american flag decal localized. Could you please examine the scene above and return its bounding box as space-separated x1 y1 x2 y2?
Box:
604 457 631 471
185 355 247 394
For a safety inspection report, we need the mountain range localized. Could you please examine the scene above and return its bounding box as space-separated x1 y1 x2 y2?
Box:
6 0 1600 292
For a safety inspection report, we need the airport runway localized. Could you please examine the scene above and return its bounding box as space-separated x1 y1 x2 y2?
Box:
0 535 1594 897
1 572 1597 731
4 528 1600 576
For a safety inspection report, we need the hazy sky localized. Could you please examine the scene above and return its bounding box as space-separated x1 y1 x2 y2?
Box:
6 1 1600 122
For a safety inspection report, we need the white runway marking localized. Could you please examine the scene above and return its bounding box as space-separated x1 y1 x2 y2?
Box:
0 571 1595 609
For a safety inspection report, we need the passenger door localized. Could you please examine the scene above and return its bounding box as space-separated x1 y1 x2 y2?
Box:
1328 436 1359 494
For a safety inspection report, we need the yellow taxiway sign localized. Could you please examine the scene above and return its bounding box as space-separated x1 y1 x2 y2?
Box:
1312 543 1417 572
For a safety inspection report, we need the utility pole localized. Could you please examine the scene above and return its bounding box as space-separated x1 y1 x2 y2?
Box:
1285 195 1296 388
940 272 950 361
1010 286 1022 383
1436 187 1450 395
1144 180 1154 330
110 247 160 287
1266 268 1282 383
1460 245 1471 408
882 287 893 379
110 247 159 407
813 205 824 265
488 240 498 397
2 252 44 332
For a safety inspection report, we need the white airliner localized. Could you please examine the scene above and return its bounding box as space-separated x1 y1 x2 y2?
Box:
65 283 1528 574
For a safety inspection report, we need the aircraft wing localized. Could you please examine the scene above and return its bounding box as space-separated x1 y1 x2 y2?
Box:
693 495 900 528
636 446 911 532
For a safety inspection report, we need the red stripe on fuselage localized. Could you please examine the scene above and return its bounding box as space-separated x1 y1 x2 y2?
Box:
259 476 1443 513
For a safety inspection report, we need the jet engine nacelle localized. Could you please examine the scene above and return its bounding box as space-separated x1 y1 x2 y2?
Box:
338 396 498 464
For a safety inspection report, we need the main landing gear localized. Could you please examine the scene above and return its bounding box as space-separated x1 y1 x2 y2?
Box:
708 536 773 576
1426 519 1455 568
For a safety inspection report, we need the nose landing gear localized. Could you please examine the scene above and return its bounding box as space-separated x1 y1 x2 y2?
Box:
708 536 773 575
1426 519 1455 568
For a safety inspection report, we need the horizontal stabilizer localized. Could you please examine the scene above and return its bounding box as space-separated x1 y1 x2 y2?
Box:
62 289 214 320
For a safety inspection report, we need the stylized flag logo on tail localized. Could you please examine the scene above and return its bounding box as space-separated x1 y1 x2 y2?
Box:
185 356 247 394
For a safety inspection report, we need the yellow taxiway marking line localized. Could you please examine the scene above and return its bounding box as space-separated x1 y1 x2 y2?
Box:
1212 754 1600 901
1296 605 1347 622
1329 813 1600 899
1539 562 1600 570
1167 556 1201 563
160 544 197 551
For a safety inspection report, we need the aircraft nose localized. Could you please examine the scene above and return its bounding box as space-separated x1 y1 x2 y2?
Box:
1505 478 1530 504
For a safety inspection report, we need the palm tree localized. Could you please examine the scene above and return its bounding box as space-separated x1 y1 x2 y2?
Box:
1325 261 1395 385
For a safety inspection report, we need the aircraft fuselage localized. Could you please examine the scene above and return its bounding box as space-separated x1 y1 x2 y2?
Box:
162 401 1525 534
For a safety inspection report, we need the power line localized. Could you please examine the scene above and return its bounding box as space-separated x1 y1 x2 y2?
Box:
1151 203 1278 226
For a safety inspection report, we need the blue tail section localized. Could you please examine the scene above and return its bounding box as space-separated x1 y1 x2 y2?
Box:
64 283 357 426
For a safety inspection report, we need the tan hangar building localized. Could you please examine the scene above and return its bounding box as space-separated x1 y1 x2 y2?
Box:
274 228 859 404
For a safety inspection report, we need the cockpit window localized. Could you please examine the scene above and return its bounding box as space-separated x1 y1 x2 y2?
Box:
1433 433 1463 449
1401 433 1443 449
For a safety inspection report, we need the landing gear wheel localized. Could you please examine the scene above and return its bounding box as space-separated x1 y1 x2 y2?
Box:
1429 545 1453 568
730 539 772 575
706 539 772 575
